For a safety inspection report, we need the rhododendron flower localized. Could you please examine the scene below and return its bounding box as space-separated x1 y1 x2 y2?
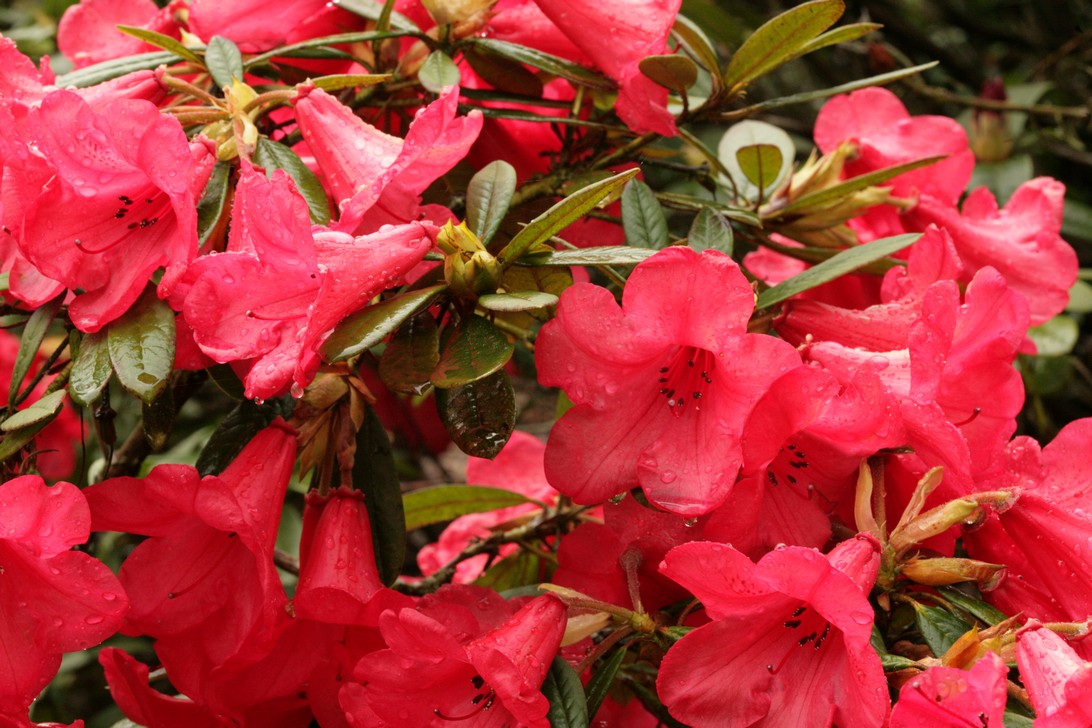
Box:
1016 622 1092 727
657 535 888 727
58 0 179 68
293 85 483 232
531 0 682 136
0 476 128 720
537 246 828 516
11 90 214 332
341 588 567 727
889 652 1007 727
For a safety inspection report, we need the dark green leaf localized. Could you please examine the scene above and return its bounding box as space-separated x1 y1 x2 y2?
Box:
9 294 62 406
913 603 971 657
69 331 113 407
774 156 945 217
419 51 462 93
470 107 620 129
671 14 722 82
332 0 421 30
880 653 920 671
205 35 245 88
474 549 541 591
585 646 627 721
467 161 517 244
500 169 640 266
517 246 657 267
354 403 407 585
403 484 533 530
790 22 881 61
0 409 58 463
311 73 392 91
196 398 296 476
206 363 247 400
254 138 332 225
141 386 174 451
107 288 176 405
197 161 233 247
688 207 734 254
323 285 447 362
543 656 589 728
621 180 669 249
1004 712 1035 728
436 370 515 458
638 54 698 92
55 51 179 88
938 587 1010 626
379 312 440 395
463 47 544 97
756 233 920 309
465 38 614 90
116 24 202 64
723 0 844 90
245 30 417 68
478 291 559 313
1 390 66 432
431 315 514 388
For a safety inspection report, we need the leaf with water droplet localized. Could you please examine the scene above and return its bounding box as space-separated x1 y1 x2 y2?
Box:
436 370 515 458
478 290 559 313
69 330 113 407
107 287 175 405
912 602 971 657
431 315 514 388
323 285 447 362
378 311 439 394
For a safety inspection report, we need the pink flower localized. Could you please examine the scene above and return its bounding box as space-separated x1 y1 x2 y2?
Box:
293 85 483 233
889 653 1008 727
58 0 179 69
536 245 829 516
0 476 128 719
657 535 888 727
531 0 682 136
1017 622 1092 727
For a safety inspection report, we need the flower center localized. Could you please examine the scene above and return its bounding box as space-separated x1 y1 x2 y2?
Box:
433 674 497 721
656 346 716 417
765 604 834 675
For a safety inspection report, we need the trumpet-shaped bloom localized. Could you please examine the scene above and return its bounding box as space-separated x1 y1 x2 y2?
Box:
889 653 1008 727
657 535 888 728
1016 622 1092 728
537 246 827 516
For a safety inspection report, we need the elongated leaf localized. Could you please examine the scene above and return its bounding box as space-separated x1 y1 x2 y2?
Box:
55 51 179 88
774 156 945 217
880 653 919 671
724 0 844 90
671 15 722 82
1004 712 1035 728
378 312 439 395
790 22 881 62
472 107 620 129
419 51 461 93
205 36 245 88
474 549 541 591
756 233 920 309
142 386 174 451
478 291 559 313
196 161 232 246
689 207 734 254
500 169 640 266
107 289 176 405
116 25 202 63
254 138 331 224
431 316 514 388
544 657 590 728
246 29 416 67
938 587 1009 626
467 161 517 244
311 73 392 91
404 484 533 530
621 180 669 249
465 38 614 90
1 390 66 432
323 285 447 362
355 403 406 586
9 294 62 406
913 603 971 657
517 246 657 267
196 398 296 476
333 0 420 30
436 370 515 458
69 332 113 407
638 54 698 92
464 47 544 97
585 647 627 720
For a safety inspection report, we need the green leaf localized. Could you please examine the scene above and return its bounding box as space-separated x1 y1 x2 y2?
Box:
403 484 533 531
1003 712 1035 728
688 207 734 254
517 246 657 267
756 233 920 309
790 22 881 61
463 47 544 97
196 161 232 246
913 602 971 657
718 120 794 197
937 587 1009 626
474 549 541 591
1028 315 1079 357
332 0 421 31
245 30 416 68
69 331 113 407
774 156 946 217
431 315 514 388
9 293 62 406
671 14 722 82
1067 279 1092 314
880 653 920 671
621 180 669 249
478 291 559 313
378 312 440 395
55 51 179 88
585 646 627 721
204 35 245 88
142 386 175 452
723 0 844 90
500 169 640 266
196 398 296 476
206 363 247 400
254 138 332 225
736 144 783 188
465 38 614 90
116 24 202 64
436 370 515 458
638 54 698 92
543 656 589 728
310 73 393 91
467 161 517 244
107 288 176 405
1 390 66 432
355 403 407 586
419 51 462 93
322 285 447 362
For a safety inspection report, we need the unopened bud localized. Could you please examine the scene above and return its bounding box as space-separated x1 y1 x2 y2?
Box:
437 221 501 299
901 557 1006 590
421 0 494 26
971 79 1013 163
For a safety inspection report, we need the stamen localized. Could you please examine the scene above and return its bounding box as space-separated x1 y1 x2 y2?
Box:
655 347 716 416
433 688 497 721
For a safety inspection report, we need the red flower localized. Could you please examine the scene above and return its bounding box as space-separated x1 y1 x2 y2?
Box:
1017 622 1092 727
889 653 1008 727
657 535 888 727
0 476 128 719
536 246 827 516
58 0 179 68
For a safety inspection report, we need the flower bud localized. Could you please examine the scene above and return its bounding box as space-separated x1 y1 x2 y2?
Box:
900 557 1006 590
437 221 501 299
